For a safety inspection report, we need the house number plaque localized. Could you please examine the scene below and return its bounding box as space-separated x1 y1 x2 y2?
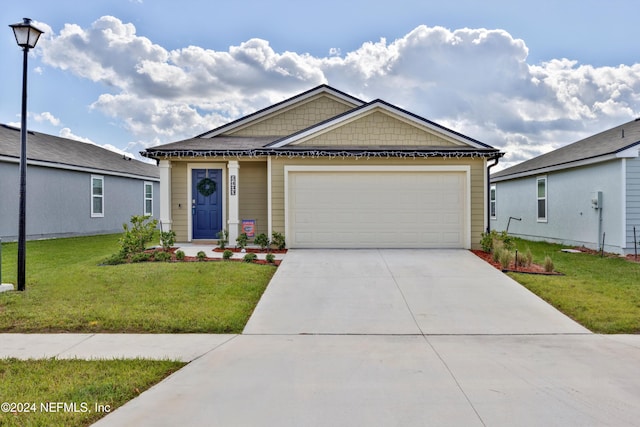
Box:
230 175 236 196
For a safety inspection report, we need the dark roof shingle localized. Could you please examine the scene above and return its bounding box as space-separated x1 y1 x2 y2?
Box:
492 119 640 180
0 125 158 179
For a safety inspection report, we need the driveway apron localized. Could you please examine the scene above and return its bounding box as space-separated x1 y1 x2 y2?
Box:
94 250 640 427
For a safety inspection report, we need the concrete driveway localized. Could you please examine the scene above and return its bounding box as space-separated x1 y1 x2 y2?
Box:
244 249 589 335
94 249 640 427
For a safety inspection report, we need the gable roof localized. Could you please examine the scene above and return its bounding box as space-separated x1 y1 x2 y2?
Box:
492 118 640 181
197 85 365 138
144 86 501 160
267 99 494 150
0 124 159 180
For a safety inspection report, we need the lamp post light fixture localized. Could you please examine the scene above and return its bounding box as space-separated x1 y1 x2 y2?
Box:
9 18 43 292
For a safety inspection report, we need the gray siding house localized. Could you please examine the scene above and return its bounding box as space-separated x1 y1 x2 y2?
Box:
491 119 640 255
0 124 159 241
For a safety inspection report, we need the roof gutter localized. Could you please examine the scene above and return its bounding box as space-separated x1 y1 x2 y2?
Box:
487 155 501 233
142 148 501 160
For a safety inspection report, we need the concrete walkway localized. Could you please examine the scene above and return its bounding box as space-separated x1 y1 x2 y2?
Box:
3 249 640 426
0 334 235 362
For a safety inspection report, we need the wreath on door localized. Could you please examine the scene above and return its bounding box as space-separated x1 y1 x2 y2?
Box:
197 177 216 197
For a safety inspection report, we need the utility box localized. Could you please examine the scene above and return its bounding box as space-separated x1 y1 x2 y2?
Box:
591 191 603 209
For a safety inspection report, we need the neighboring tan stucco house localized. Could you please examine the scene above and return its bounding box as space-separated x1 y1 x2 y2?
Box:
0 124 160 241
491 118 640 255
143 85 502 249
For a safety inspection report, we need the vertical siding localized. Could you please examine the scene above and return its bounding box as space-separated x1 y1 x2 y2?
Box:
626 156 640 253
270 157 486 249
239 161 268 239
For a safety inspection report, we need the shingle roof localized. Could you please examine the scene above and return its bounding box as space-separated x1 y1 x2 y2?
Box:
0 124 159 179
492 118 640 180
151 136 280 152
144 87 502 160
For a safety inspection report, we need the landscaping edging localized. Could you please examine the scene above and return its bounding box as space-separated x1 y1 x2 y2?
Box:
500 268 565 276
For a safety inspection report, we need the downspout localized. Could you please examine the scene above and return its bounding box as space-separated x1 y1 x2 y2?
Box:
487 156 500 233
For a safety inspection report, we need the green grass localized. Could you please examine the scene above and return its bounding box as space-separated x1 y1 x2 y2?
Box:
0 234 276 333
508 238 640 334
0 358 185 427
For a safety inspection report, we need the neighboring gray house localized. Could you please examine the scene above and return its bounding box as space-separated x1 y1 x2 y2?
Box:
0 124 159 241
491 118 640 255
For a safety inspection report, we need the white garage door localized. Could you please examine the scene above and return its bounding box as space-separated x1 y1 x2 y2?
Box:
287 168 468 248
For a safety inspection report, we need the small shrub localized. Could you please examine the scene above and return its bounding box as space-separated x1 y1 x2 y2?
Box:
120 215 158 256
515 249 531 268
159 230 176 251
271 232 286 250
492 240 505 263
243 253 257 263
498 249 513 270
217 229 229 249
480 231 495 252
516 248 533 268
223 249 234 260
480 230 514 253
175 250 185 261
154 251 172 262
102 253 126 265
236 233 248 250
500 232 515 251
265 253 276 264
524 247 533 267
131 252 152 263
544 255 555 272
196 251 207 262
254 233 270 251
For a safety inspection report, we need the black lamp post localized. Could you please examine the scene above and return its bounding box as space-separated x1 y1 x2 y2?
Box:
9 18 43 292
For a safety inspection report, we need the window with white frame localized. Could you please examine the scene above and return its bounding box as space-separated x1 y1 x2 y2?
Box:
91 175 104 217
537 176 547 222
490 184 497 219
144 182 153 216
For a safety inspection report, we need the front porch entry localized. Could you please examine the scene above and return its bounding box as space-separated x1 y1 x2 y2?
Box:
192 168 222 239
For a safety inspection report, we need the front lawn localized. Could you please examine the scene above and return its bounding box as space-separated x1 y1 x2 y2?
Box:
0 358 184 427
507 239 640 334
0 234 276 333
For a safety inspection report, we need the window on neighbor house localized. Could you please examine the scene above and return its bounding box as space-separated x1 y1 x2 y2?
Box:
537 176 547 222
490 184 496 219
91 175 104 217
144 182 153 216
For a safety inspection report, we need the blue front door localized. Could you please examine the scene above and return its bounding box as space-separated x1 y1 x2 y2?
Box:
192 169 222 239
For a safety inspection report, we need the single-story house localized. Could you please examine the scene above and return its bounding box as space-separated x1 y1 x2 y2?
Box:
143 85 502 249
491 118 640 255
0 124 160 241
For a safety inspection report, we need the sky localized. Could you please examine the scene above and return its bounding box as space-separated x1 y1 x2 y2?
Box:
2 0 640 169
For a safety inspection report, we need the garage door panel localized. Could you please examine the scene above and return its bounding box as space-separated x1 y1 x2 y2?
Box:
442 232 462 244
288 171 467 248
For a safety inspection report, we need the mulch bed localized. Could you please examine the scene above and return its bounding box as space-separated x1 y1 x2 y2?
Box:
212 248 287 254
137 248 282 266
471 250 563 275
625 254 640 263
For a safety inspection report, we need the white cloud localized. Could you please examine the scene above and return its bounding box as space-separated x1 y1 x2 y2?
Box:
32 111 61 126
58 126 150 162
58 127 95 144
38 18 640 169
